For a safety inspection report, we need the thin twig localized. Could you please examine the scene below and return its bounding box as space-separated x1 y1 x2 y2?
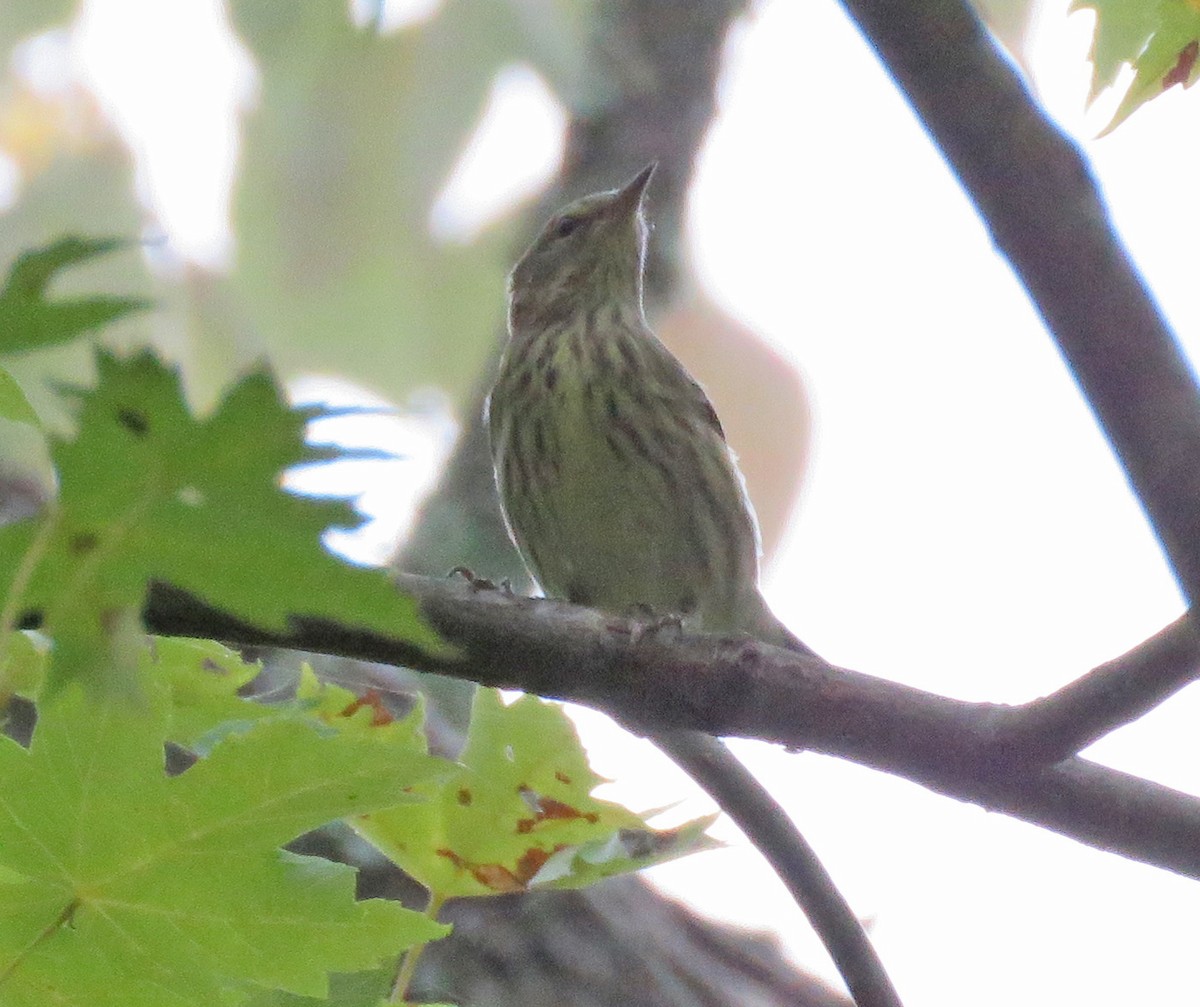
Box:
1001 615 1200 761
656 730 903 1007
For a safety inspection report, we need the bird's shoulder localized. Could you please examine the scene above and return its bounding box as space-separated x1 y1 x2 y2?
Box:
637 329 727 443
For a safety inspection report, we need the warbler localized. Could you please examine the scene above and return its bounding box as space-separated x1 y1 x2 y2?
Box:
485 169 897 1006
487 164 807 654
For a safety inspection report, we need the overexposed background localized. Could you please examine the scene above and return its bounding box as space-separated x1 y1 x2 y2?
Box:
28 0 1200 1003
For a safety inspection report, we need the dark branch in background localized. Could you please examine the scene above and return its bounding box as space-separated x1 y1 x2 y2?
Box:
656 730 903 1007
834 0 1200 606
142 577 1200 880
329 863 854 1007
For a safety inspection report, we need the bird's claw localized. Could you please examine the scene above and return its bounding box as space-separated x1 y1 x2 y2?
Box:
611 604 685 645
448 566 499 591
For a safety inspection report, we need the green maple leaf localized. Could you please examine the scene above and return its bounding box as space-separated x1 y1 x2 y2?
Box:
1072 0 1159 98
239 969 393 1006
0 237 149 354
353 689 718 900
151 636 276 749
1072 0 1200 132
0 349 440 694
0 686 449 1006
1102 9 1200 133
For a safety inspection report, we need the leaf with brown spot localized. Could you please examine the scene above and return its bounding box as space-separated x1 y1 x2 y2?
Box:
515 847 556 885
352 689 718 899
1164 39 1199 88
339 688 395 727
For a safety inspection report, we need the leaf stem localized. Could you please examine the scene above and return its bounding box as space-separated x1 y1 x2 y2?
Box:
389 890 445 1004
0 505 58 696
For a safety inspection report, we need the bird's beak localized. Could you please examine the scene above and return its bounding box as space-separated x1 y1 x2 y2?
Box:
610 163 656 218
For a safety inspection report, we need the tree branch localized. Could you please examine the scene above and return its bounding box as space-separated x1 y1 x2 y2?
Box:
833 0 1200 606
142 576 1200 881
655 730 902 1007
999 615 1200 761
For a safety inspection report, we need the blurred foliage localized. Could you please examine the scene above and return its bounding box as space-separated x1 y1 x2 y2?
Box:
0 2 73 44
219 1 582 401
0 0 595 424
0 94 157 423
0 366 37 424
0 235 147 353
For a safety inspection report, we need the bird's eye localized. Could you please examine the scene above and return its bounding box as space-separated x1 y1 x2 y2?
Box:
553 215 581 239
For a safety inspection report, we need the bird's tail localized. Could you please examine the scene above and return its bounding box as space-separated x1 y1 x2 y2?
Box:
744 588 817 657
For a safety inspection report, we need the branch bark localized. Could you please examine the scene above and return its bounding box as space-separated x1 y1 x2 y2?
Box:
143 576 1200 881
1000 615 1200 761
655 730 902 1007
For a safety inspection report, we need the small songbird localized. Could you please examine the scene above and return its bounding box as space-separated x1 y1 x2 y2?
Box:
486 168 894 1007
487 164 809 654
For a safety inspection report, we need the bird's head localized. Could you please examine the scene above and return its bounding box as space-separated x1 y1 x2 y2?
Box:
507 164 655 336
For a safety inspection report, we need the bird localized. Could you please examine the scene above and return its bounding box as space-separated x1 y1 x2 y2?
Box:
487 163 810 657
485 164 897 1005
484 164 897 1007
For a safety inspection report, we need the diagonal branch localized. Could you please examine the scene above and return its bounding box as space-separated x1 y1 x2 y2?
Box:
1001 615 1200 761
655 730 903 1007
833 0 1200 606
142 576 1200 881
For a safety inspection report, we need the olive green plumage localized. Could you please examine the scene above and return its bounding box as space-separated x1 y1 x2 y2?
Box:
488 165 804 652
486 174 843 972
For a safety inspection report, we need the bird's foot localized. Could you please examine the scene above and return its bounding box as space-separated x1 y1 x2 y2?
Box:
447 566 512 593
610 603 685 645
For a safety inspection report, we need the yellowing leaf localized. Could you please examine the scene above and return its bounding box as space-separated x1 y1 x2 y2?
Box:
353 689 718 900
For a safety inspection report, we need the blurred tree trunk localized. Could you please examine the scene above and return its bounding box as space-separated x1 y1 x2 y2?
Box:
388 2 839 1004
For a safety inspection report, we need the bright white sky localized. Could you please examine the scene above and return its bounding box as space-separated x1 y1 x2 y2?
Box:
49 0 1200 1004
